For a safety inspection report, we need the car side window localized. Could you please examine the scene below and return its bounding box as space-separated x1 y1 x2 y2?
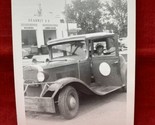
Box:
91 37 116 57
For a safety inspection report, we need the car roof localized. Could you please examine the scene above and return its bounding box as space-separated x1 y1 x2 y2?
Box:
47 32 114 45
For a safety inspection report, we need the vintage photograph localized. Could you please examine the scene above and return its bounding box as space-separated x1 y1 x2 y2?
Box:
12 0 135 125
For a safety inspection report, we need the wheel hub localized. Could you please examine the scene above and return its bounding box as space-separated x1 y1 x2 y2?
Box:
68 96 76 109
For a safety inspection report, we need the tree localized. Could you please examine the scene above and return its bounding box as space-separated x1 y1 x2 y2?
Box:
65 0 103 34
103 0 127 37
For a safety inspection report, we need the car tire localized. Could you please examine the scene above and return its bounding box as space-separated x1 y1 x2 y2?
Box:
58 86 79 119
27 55 33 59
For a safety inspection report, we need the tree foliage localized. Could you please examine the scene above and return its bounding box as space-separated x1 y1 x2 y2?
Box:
103 0 127 37
66 0 103 34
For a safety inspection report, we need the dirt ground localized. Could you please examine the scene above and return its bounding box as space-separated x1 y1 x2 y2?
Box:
26 90 126 125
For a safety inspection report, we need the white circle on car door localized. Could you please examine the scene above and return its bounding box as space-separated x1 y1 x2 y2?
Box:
99 62 111 76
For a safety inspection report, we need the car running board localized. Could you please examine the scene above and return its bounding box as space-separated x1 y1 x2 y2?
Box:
90 86 123 95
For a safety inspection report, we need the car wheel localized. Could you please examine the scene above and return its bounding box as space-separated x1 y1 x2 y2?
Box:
58 86 79 119
27 55 33 59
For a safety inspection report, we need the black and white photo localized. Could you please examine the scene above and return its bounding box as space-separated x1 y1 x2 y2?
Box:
12 0 135 125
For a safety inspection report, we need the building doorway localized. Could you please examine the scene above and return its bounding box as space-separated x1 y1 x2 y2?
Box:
21 30 37 48
43 30 56 45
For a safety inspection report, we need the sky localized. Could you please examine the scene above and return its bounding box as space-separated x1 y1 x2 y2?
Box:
13 0 71 18
12 0 109 19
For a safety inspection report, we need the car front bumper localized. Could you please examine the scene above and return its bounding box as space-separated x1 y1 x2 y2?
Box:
25 96 56 113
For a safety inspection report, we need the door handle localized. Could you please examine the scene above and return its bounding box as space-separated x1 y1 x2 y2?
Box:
114 61 118 64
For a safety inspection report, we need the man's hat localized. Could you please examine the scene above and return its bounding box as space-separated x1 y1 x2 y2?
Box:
96 43 103 49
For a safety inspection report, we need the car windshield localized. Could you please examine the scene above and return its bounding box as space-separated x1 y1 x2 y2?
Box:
50 40 87 60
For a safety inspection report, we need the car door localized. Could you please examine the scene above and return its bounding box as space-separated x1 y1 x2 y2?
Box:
91 37 123 87
79 59 91 85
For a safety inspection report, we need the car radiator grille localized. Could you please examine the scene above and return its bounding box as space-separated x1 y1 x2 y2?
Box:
23 67 38 82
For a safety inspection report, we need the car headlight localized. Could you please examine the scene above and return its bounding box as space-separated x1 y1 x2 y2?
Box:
37 72 45 82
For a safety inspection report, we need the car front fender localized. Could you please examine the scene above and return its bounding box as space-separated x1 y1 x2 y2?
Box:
43 77 93 98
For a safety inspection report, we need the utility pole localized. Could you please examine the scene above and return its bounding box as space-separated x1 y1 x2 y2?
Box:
65 0 69 36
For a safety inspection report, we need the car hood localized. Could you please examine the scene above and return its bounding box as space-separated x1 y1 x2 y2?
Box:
37 57 78 69
23 57 79 82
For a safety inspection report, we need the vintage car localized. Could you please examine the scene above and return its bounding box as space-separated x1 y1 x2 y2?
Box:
23 32 127 119
22 48 33 59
